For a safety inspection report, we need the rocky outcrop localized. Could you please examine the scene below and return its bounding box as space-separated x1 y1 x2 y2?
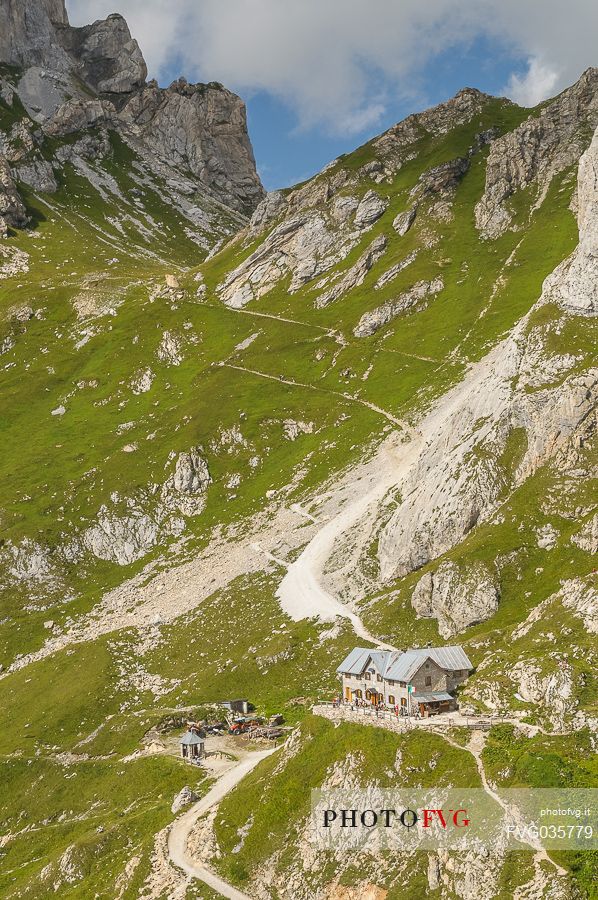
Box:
83 507 161 566
171 786 199 815
412 156 469 200
353 190 388 228
475 68 598 238
249 191 288 237
510 660 574 730
42 97 114 136
58 14 147 95
392 207 416 236
315 234 387 308
0 1 264 220
354 277 443 337
218 198 381 306
541 125 598 316
171 450 211 495
411 561 500 638
374 251 418 290
0 157 28 236
571 513 598 554
161 449 212 516
13 158 57 192
560 577 598 633
119 79 263 215
157 331 183 366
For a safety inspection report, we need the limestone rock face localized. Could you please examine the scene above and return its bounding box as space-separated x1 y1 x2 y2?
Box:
60 14 147 95
119 79 263 215
0 157 28 235
510 660 573 730
0 0 70 70
571 513 598 554
249 190 288 237
476 68 598 238
0 2 264 220
13 158 57 192
219 212 362 307
315 234 387 308
541 125 598 316
354 189 387 228
377 127 598 582
411 561 500 638
42 98 114 136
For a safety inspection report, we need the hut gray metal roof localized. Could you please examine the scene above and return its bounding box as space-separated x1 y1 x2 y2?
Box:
180 731 204 745
336 647 401 676
411 691 454 702
385 646 472 681
336 647 372 675
338 645 472 681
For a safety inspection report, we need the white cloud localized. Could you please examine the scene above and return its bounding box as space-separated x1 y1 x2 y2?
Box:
503 57 560 107
65 0 598 133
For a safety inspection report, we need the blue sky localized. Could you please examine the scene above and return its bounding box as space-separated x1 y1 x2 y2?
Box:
67 0 597 191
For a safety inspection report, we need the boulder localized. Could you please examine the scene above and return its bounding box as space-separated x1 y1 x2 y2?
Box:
392 207 417 236
171 786 199 815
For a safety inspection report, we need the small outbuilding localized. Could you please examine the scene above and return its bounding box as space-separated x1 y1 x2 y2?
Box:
221 699 250 715
180 730 205 761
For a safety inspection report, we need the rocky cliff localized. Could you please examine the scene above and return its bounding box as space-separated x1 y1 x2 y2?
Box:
0 0 263 223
